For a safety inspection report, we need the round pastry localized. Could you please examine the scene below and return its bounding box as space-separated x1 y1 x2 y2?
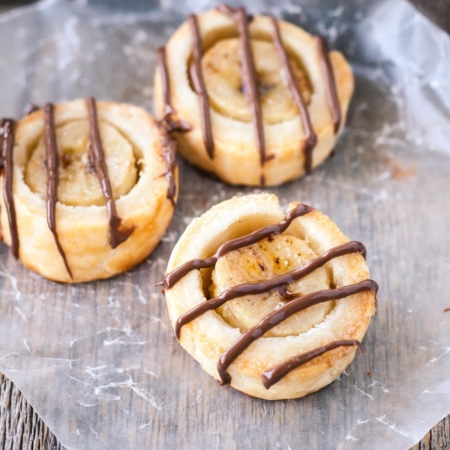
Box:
159 194 377 400
154 5 354 186
0 98 177 283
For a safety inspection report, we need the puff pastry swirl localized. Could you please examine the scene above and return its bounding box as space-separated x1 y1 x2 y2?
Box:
0 99 177 283
154 5 354 186
160 194 377 400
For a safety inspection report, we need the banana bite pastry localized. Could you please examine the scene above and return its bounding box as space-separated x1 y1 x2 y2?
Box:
159 194 377 400
0 98 177 282
154 5 354 186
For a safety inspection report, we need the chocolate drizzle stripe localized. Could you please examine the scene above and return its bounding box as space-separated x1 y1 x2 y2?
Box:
218 280 377 385
188 15 215 159
271 17 317 173
217 4 253 22
236 6 266 166
23 103 40 117
0 122 3 171
174 240 367 339
43 104 73 279
156 47 187 203
262 339 364 389
157 47 192 134
86 97 134 249
316 36 341 133
159 125 178 207
1 119 19 258
157 47 174 117
157 203 314 289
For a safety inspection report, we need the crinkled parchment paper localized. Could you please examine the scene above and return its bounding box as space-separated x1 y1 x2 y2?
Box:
0 0 449 448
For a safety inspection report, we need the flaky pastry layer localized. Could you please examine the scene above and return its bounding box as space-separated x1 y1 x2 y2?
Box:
164 194 376 400
0 100 177 282
154 9 354 186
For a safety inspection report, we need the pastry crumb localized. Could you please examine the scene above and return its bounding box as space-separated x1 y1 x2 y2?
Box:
383 156 417 180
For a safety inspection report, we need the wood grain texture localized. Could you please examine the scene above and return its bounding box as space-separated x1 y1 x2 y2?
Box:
0 371 448 450
0 373 64 450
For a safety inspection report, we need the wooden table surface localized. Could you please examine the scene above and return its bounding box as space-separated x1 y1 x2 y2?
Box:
0 1 449 449
0 371 448 450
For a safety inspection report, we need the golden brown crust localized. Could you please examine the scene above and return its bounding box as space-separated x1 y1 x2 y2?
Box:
0 99 177 283
164 194 376 400
154 9 354 186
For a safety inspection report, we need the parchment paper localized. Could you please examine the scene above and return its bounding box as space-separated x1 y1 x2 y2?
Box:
0 0 449 448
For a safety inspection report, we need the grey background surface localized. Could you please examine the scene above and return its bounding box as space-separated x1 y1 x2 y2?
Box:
0 0 449 449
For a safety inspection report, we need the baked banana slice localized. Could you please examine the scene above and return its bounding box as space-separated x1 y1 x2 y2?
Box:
211 234 333 336
203 38 312 124
25 119 137 207
0 98 177 282
160 194 377 400
154 5 354 186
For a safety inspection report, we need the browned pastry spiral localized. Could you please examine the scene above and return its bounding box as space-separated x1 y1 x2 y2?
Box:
154 5 353 186
161 194 377 400
0 98 177 282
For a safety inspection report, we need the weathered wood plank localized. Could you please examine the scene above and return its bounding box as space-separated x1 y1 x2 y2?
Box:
0 371 447 449
411 415 450 450
0 373 64 450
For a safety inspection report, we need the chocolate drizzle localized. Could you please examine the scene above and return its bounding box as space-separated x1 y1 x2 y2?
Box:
262 339 364 389
157 46 175 117
236 7 266 165
218 281 376 385
216 5 266 165
155 47 188 205
157 5 341 182
174 239 368 340
217 4 253 22
271 17 317 173
157 203 314 289
1 98 137 275
163 203 377 388
44 104 73 278
159 125 178 207
1 119 19 258
86 97 134 249
215 5 342 172
188 15 215 159
156 47 192 134
316 36 341 133
23 103 40 116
